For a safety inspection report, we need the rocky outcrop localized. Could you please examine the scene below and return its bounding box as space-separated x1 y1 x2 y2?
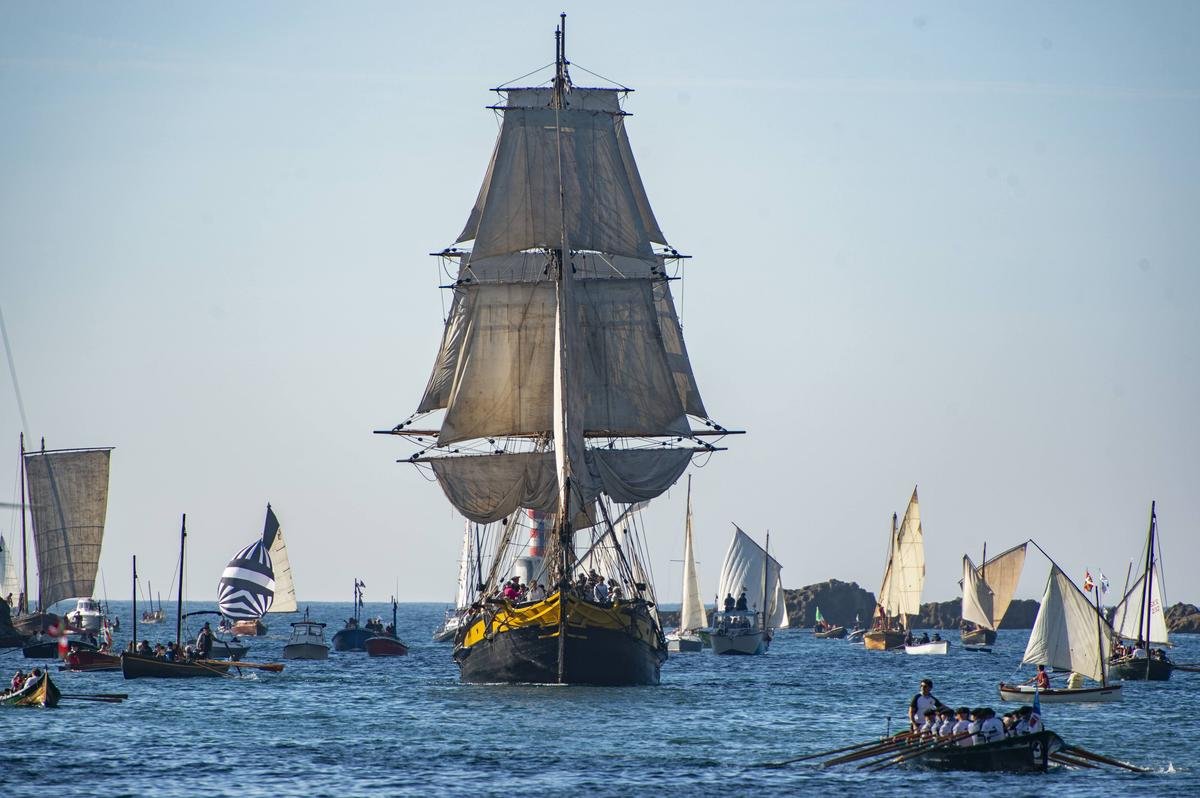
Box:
1166 603 1200 634
783 580 877 627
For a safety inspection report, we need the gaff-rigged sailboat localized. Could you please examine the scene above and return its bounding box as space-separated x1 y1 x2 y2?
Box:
864 488 924 651
15 436 114 636
377 16 737 685
998 561 1121 703
960 542 1028 649
1109 502 1174 681
710 526 786 656
666 476 707 652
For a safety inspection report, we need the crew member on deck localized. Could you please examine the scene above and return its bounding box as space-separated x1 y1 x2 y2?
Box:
1025 664 1051 689
196 622 215 658
723 593 735 612
908 679 946 729
735 590 748 611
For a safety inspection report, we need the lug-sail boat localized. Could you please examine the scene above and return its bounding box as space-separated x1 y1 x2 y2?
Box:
377 16 736 685
1109 502 1174 681
960 542 1028 649
998 560 1122 703
864 488 924 651
433 523 476 643
710 527 786 655
217 514 278 638
14 436 114 641
666 476 707 653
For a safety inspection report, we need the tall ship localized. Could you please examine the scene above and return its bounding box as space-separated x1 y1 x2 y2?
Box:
378 16 736 685
864 487 924 651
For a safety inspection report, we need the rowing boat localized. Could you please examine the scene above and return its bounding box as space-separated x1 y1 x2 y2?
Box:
1 671 61 708
814 626 846 639
904 640 949 655
911 730 1063 772
120 652 230 679
60 649 121 672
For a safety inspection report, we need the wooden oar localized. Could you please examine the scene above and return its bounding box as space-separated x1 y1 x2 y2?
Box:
1172 663 1200 673
862 732 973 772
61 692 129 700
765 731 912 767
59 694 126 704
198 659 284 673
823 733 920 766
1050 752 1098 769
1061 745 1151 773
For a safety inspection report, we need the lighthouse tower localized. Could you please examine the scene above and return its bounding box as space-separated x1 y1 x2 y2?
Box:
513 510 548 587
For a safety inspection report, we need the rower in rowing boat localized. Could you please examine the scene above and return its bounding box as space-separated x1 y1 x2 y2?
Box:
908 678 947 729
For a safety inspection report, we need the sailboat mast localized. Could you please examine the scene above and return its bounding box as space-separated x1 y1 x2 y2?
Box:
132 554 138 651
18 432 27 614
1137 501 1156 651
761 532 770 630
175 514 186 647
1093 583 1107 687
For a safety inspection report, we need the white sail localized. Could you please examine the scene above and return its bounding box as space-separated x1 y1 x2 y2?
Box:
23 447 113 610
1111 570 1169 646
961 554 995 630
0 535 20 602
878 488 924 620
262 506 297 613
679 486 707 632
1021 565 1111 684
454 522 473 609
717 526 786 629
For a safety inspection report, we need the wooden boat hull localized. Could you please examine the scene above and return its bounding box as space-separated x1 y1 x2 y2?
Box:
365 636 409 657
1110 656 1173 681
998 682 1122 703
912 730 1063 772
282 642 329 660
453 591 665 685
814 626 847 639
60 650 121 672
331 627 374 651
2 672 60 708
905 640 949 655
230 619 267 636
961 627 996 646
120 652 231 679
863 630 905 651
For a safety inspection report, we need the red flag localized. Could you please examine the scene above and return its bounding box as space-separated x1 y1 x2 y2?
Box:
1082 571 1095 593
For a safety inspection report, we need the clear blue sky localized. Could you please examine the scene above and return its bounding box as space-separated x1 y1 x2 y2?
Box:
2 2 1197 607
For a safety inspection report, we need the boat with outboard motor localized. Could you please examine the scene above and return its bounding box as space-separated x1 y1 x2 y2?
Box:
904 637 949 655
365 597 408 657
283 609 329 660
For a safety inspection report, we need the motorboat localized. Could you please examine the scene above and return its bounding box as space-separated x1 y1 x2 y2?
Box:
283 616 330 660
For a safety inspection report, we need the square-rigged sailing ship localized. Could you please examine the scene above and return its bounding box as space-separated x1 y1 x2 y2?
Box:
379 16 738 685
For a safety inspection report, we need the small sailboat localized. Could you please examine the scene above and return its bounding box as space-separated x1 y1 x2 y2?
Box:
140 584 165 624
283 609 329 660
1109 502 1174 681
710 527 786 655
332 579 372 652
666 477 707 653
432 523 475 643
122 522 233 679
365 597 408 657
998 559 1122 703
219 505 286 636
812 606 846 639
864 488 923 651
960 542 1028 649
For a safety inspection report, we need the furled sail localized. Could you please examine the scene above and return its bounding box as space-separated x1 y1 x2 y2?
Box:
877 488 924 621
679 488 707 632
1111 571 1169 646
456 88 666 261
1021 565 1111 684
23 447 113 610
960 554 994 630
218 540 275 620
717 526 787 629
261 505 297 613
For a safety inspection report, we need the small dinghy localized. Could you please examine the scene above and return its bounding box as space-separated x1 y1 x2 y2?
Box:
1 671 60 708
905 639 949 655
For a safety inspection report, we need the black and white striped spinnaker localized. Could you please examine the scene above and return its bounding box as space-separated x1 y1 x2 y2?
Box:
217 540 276 619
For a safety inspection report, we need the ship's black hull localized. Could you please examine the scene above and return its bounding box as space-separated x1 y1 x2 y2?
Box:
1110 656 1173 681
455 621 664 685
332 628 373 651
23 639 98 659
914 731 1062 773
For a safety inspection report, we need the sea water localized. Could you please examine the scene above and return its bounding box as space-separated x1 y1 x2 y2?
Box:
2 601 1195 796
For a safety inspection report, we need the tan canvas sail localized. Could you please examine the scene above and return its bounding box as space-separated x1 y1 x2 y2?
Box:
978 542 1027 627
1111 571 1169 646
679 483 707 632
961 554 994 630
878 488 924 622
23 447 112 610
1021 565 1111 684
